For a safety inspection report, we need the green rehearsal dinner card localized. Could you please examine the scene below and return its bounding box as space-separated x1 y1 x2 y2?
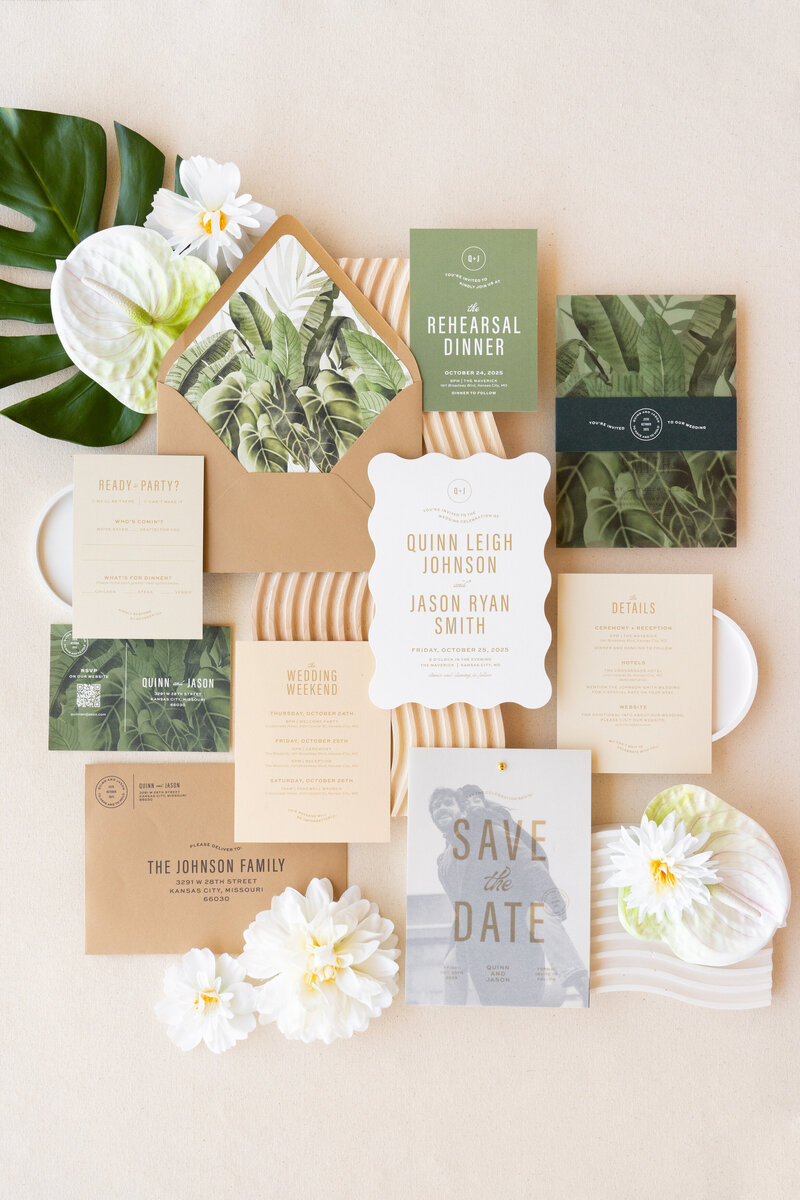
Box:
555 294 737 548
410 229 538 411
48 625 231 752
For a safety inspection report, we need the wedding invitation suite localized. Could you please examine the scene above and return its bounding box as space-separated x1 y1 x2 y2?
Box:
234 641 390 843
555 294 737 548
72 454 203 638
367 452 552 709
406 748 591 1008
410 228 538 411
85 763 347 954
49 625 231 752
557 573 713 773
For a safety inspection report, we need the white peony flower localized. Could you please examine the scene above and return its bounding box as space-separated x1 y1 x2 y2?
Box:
241 878 400 1044
607 809 720 923
155 948 257 1054
145 155 276 279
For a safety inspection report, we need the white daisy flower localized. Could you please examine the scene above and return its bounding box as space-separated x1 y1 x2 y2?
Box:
145 155 276 279
241 878 400 1044
606 810 720 923
155 948 256 1053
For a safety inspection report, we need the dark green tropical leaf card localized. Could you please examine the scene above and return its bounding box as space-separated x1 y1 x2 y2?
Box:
410 229 538 411
555 294 737 548
49 625 231 752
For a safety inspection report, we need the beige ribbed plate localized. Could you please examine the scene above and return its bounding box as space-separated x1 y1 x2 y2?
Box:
251 256 506 817
590 828 773 1007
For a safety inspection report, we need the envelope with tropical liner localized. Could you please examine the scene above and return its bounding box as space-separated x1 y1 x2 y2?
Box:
158 216 422 572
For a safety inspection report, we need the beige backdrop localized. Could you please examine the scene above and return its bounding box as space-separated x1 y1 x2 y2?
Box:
1 2 798 1198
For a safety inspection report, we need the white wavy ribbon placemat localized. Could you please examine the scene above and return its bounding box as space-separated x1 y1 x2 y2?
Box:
590 828 773 1008
251 255 505 817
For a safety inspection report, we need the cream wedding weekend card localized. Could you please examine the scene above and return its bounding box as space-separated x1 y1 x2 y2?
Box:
234 641 390 843
72 454 203 639
557 573 712 773
367 453 552 709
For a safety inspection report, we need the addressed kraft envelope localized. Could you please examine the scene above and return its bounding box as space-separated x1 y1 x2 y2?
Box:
85 762 347 954
158 215 422 573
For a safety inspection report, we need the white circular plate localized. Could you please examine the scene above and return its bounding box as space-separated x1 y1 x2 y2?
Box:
32 484 73 607
713 608 758 741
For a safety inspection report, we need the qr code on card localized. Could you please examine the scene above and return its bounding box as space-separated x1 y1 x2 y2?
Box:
76 682 101 708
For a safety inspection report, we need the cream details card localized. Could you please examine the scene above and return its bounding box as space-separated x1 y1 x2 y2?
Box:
234 641 390 843
72 454 203 639
557 573 713 773
367 453 552 709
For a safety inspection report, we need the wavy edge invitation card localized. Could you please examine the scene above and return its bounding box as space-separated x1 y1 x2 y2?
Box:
49 625 231 752
557 573 713 773
406 748 591 1008
410 228 538 412
72 453 203 638
367 452 551 709
234 641 390 843
555 294 737 548
85 763 347 954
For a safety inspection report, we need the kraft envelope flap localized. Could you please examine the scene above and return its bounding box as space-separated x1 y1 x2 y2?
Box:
158 216 422 571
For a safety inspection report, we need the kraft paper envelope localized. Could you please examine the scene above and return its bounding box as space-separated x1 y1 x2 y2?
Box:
157 215 422 573
85 762 347 954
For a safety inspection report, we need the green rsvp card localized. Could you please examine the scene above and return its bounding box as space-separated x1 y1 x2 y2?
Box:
49 625 231 752
410 229 538 411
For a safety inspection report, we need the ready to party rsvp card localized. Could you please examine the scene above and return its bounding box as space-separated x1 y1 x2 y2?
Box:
72 454 204 638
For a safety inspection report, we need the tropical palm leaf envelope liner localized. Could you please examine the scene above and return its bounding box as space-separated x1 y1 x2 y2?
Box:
165 230 413 474
158 216 423 572
555 295 737 549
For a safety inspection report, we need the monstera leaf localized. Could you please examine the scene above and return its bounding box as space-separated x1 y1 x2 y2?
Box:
197 371 258 454
237 413 291 473
305 371 363 456
0 108 166 444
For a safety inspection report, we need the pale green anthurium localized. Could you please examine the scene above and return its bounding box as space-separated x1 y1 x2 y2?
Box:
619 785 790 966
51 226 219 414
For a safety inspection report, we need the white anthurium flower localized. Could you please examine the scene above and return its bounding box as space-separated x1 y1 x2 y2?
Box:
155 948 256 1054
145 155 277 279
241 877 400 1044
607 785 791 966
51 226 219 414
